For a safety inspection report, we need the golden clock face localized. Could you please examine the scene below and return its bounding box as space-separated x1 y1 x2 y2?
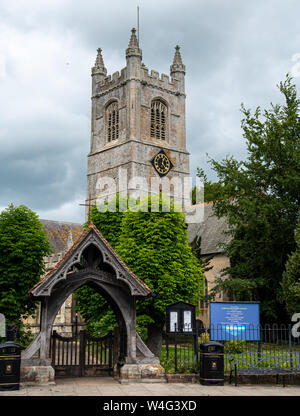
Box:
151 150 173 177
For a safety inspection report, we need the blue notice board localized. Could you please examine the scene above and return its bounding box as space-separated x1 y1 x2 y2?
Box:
210 302 260 341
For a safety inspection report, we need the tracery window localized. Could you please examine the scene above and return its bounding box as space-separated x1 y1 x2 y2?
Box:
150 100 167 140
106 101 119 142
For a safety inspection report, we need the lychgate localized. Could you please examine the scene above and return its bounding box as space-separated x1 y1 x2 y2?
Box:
21 223 166 383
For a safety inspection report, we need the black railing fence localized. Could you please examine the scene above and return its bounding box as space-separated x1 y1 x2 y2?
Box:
162 324 300 373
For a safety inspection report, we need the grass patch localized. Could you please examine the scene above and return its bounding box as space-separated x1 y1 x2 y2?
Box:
160 343 300 374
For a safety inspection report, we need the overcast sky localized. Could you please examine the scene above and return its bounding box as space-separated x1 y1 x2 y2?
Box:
0 0 299 223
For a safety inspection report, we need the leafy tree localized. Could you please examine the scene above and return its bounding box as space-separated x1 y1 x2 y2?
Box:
281 212 300 316
0 204 52 324
115 195 203 356
87 194 126 247
191 168 233 204
207 75 300 322
190 235 213 273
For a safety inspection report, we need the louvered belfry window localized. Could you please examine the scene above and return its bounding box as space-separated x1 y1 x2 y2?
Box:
151 100 167 140
107 101 119 142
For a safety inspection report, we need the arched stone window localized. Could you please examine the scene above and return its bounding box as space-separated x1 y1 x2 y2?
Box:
150 100 167 140
106 101 119 142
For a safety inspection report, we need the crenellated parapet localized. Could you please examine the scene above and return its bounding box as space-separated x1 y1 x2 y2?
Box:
140 66 182 96
92 30 185 98
93 67 127 96
93 64 184 98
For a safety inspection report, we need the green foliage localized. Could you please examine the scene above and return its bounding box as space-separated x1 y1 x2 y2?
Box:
76 193 203 349
207 76 300 322
191 167 234 204
190 235 213 274
84 309 117 337
0 204 52 323
224 340 245 354
115 194 203 329
159 346 199 374
281 211 300 316
190 235 213 306
176 361 199 374
136 315 150 343
17 322 35 349
198 332 210 344
159 356 176 374
75 286 108 322
85 194 128 247
74 286 117 336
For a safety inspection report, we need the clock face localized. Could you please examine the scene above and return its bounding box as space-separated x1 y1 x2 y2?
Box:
151 150 173 177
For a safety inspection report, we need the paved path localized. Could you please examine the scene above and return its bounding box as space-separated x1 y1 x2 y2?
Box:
1 378 300 396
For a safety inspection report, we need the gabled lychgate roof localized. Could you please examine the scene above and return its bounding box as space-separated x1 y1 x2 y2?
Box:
30 222 152 298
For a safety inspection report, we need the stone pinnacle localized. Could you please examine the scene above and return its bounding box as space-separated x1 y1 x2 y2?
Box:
95 48 105 69
128 27 139 48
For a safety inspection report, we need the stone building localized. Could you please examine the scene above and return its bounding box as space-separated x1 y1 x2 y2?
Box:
86 28 190 212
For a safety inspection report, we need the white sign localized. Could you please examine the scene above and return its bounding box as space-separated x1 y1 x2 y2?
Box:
183 310 192 332
170 311 178 332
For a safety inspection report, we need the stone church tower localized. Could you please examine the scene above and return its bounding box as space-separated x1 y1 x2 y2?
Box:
86 28 190 213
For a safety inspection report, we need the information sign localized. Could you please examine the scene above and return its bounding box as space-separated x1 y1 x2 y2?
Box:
210 302 260 340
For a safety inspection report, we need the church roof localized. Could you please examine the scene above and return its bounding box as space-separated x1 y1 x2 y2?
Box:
40 219 83 257
187 202 231 255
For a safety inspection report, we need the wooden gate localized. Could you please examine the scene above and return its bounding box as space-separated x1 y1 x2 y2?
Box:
51 330 114 377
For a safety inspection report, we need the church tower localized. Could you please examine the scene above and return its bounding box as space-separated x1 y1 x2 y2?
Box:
86 28 190 213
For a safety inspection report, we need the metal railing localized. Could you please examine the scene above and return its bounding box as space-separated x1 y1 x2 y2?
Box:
161 324 300 373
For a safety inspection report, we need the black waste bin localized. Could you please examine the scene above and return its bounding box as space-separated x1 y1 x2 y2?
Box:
0 341 21 391
200 341 224 385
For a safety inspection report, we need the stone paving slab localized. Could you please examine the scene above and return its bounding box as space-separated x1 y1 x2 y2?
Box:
1 377 300 396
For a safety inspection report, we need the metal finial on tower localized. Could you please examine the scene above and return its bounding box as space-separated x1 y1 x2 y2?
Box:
137 5 140 46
